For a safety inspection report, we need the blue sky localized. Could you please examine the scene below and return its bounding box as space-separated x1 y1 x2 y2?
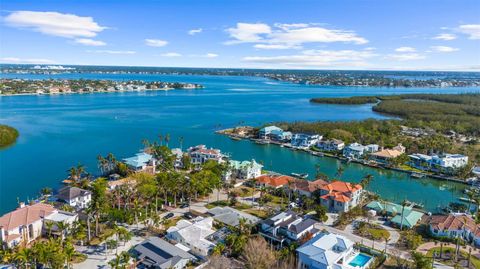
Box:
1 0 479 70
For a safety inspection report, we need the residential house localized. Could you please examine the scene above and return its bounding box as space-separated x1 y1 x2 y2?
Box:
288 179 328 197
270 129 293 142
229 159 263 180
366 201 424 229
131 237 196 269
428 213 480 246
56 186 91 209
207 206 260 228
123 152 156 173
297 232 369 269
316 139 345 152
343 143 379 159
0 203 77 248
319 181 363 213
255 174 295 189
258 126 282 139
166 217 216 257
369 144 406 164
259 211 319 246
187 145 224 165
409 153 468 174
291 134 322 148
171 148 184 168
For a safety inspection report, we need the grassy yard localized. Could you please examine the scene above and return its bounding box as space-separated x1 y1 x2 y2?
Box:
243 208 270 219
163 216 181 230
232 186 255 197
356 222 390 241
205 200 230 209
427 246 480 269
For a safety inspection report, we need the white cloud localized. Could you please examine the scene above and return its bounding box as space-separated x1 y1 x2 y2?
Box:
145 39 168 47
87 50 136 54
225 23 271 44
203 53 218 58
160 52 182 57
74 38 106 46
188 28 203 35
225 22 368 48
387 53 426 61
243 49 376 67
254 44 301 49
395 47 416 52
0 57 55 64
433 33 457 41
430 46 459 52
458 24 480 40
4 11 106 38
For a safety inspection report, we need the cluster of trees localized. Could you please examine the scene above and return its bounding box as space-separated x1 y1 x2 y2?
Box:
0 124 19 148
311 96 379 104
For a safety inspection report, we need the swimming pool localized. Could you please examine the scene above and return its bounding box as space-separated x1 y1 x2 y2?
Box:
348 253 372 268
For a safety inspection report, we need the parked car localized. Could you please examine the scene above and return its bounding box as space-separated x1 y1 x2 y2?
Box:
184 212 194 219
163 212 174 219
180 203 189 209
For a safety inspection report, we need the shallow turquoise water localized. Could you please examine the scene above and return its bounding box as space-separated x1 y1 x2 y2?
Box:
0 73 477 214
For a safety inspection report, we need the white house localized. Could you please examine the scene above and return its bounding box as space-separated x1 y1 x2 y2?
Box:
316 139 345 152
56 186 91 209
291 134 322 148
123 152 156 173
409 153 468 174
258 126 282 139
187 145 224 165
229 159 263 180
428 213 480 246
171 148 184 168
260 211 319 246
132 237 196 269
0 203 78 248
166 217 216 257
297 232 361 269
258 126 292 141
343 143 378 159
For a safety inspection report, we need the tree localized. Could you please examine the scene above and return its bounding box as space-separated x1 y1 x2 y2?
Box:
242 236 276 269
205 254 233 269
90 178 108 236
211 243 225 256
315 205 328 222
360 174 374 188
40 187 52 198
411 251 433 269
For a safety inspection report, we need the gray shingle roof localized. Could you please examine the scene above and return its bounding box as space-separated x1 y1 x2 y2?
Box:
56 186 90 201
132 237 195 269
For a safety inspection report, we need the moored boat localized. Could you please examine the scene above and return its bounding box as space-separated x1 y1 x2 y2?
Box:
291 173 308 179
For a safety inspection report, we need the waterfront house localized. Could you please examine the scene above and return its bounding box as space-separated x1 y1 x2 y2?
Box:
171 148 184 168
255 174 295 189
343 143 366 159
369 144 406 164
316 139 345 152
318 181 363 213
207 206 260 228
366 200 423 229
408 153 468 174
187 145 224 165
166 217 216 257
56 186 91 210
297 232 368 269
427 213 480 246
259 210 319 246
258 126 282 139
291 133 322 148
288 178 328 197
229 159 263 180
131 237 196 269
123 152 156 173
0 203 77 248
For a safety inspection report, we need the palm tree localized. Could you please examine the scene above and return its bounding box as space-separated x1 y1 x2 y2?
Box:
399 199 408 230
45 221 54 237
14 248 31 269
165 133 171 147
158 133 163 146
56 221 70 242
40 187 52 199
360 174 374 188
64 242 75 269
179 136 184 151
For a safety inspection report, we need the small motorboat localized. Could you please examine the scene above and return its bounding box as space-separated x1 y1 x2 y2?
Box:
291 173 309 179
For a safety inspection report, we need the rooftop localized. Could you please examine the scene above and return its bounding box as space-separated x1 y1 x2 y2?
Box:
0 203 56 232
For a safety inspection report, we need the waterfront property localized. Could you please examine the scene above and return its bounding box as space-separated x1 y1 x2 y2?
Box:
131 237 196 269
255 174 295 189
297 232 373 269
229 159 263 180
316 139 345 152
288 178 328 197
259 210 319 246
369 144 406 164
0 203 77 248
428 213 480 246
206 206 260 227
171 148 184 169
258 125 292 142
408 153 469 174
291 133 322 148
55 186 91 209
187 145 224 165
166 217 216 257
122 152 157 173
366 200 424 229
319 181 363 213
343 143 379 159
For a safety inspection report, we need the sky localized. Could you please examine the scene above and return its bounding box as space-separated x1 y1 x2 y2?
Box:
1 0 479 71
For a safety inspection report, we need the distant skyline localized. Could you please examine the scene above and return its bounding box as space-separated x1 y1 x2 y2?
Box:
1 0 479 71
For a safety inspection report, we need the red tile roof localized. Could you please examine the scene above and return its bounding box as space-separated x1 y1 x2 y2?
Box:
290 179 328 193
255 174 295 187
0 203 56 232
429 214 480 236
320 180 362 203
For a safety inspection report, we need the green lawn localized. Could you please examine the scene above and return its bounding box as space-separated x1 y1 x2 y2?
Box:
243 209 270 219
427 246 480 269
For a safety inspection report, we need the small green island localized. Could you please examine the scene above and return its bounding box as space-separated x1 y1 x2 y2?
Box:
0 125 19 148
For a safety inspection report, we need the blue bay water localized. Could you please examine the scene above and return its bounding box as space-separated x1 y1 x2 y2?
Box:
1 73 478 214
